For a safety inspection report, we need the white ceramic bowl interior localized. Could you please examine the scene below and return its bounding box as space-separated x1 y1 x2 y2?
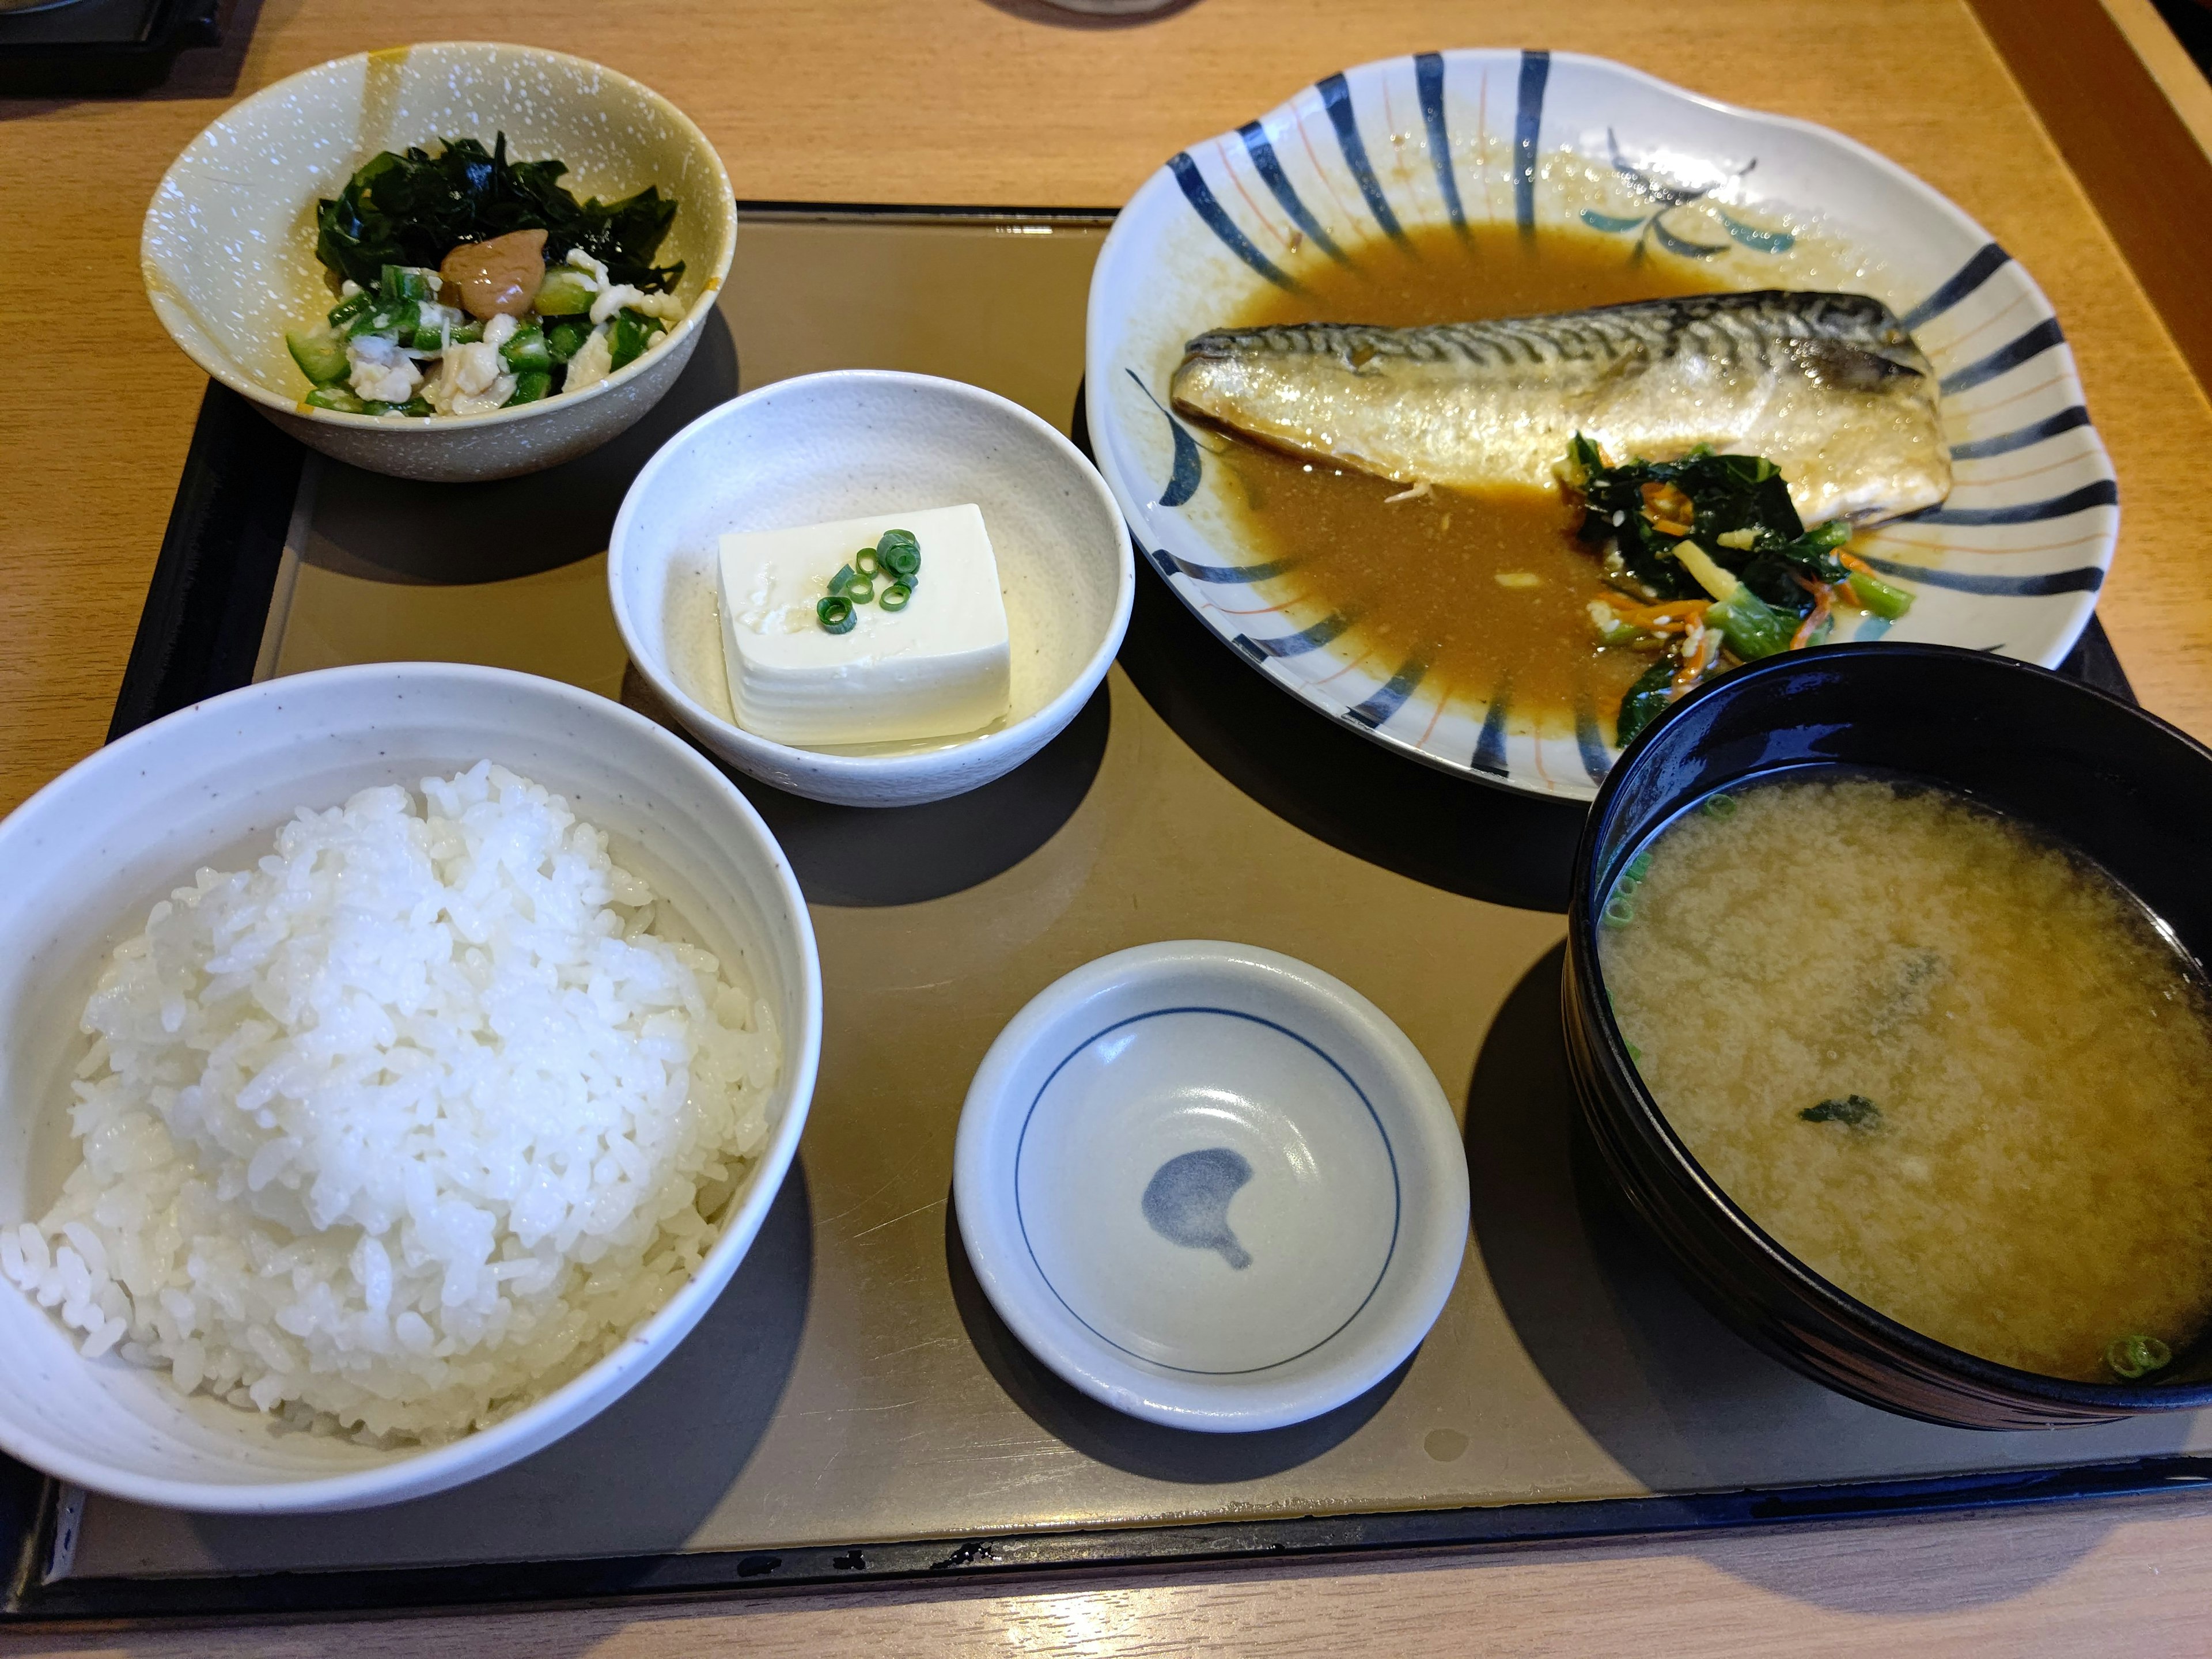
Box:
142 41 737 480
954 942 1468 1431
0 664 820 1512
1085 48 2118 802
609 370 1134 807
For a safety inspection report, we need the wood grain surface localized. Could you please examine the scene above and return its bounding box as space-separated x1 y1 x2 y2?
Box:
6 0 2212 1652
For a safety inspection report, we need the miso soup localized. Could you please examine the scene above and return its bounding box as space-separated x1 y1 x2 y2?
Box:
1600 771 2212 1384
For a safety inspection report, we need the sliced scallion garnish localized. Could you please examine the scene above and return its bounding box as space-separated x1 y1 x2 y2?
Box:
855 548 883 578
880 581 912 611
817 595 857 634
827 563 861 598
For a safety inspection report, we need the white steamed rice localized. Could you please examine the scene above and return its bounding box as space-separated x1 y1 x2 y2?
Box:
0 763 779 1444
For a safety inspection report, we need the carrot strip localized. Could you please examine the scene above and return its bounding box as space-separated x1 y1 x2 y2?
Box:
1600 594 1712 635
1791 580 1834 650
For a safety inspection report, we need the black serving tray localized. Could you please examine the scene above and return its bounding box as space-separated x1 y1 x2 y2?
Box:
5 204 2200 1628
0 0 221 97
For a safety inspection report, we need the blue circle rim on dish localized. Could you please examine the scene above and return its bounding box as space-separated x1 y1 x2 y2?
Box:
956 941 1468 1432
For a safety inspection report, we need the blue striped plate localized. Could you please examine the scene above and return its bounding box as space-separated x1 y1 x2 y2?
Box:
1084 50 2117 802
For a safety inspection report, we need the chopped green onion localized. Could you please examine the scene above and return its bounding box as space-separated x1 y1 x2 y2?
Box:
1700 793 1738 820
303 385 366 414
1602 896 1635 929
856 548 883 578
845 576 876 603
545 319 590 364
880 581 912 611
1626 850 1654 882
505 370 552 407
827 563 861 597
1624 1038 1643 1064
817 595 856 634
2106 1334 2173 1380
877 528 922 580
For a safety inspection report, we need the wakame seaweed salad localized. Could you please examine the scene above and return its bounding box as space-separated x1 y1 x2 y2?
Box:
1565 435 1917 747
289 132 690 420
315 134 683 295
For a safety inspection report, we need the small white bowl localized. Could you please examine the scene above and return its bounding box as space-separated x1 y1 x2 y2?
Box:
954 942 1468 1431
0 664 820 1512
142 42 737 482
608 370 1134 808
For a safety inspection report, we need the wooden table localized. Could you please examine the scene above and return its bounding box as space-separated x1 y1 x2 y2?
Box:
6 0 2212 1650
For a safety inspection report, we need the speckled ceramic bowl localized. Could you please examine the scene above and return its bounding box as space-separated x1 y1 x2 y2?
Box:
142 42 737 483
609 370 1134 808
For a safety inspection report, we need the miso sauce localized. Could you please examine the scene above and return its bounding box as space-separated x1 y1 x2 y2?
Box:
1203 224 1733 734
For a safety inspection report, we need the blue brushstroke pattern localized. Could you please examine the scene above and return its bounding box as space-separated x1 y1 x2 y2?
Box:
1912 479 2116 527
1142 1148 1254 1270
1652 218 1729 259
1237 122 1349 264
1855 556 2104 597
1514 51 1551 231
1123 368 1202 507
1899 243 2013 332
1161 550 1298 585
1853 615 1893 642
1345 656 1429 729
1414 53 1466 232
1938 317 2066 397
1240 613 1354 657
1717 210 1794 253
1472 690 1512 775
1573 700 1610 783
1317 73 1408 246
1948 405 2093 461
1167 151 1301 291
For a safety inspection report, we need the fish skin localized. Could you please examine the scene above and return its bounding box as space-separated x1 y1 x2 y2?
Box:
1169 291 1952 525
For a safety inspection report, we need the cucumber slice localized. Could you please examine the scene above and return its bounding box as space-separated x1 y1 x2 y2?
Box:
500 325 551 373
608 309 656 370
505 370 553 407
285 326 351 387
534 268 593 316
346 296 418 340
544 319 590 363
303 385 365 414
380 265 437 303
325 290 373 331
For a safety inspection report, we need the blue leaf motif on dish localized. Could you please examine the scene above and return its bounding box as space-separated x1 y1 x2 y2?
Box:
1142 1147 1254 1269
1125 368 1202 509
1579 130 1795 262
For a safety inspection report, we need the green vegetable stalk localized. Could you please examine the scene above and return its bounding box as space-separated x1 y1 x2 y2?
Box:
1615 660 1678 747
1673 541 1794 661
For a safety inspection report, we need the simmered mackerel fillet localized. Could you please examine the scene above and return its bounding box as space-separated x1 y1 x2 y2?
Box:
1170 291 1951 527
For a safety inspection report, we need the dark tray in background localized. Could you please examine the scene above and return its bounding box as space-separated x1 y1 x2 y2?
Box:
0 0 221 96
6 206 2202 1628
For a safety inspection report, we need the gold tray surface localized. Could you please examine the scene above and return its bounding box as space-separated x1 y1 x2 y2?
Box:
63 217 2212 1581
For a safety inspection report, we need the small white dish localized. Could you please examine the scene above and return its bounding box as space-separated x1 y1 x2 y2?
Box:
0 664 820 1512
609 370 1134 807
954 942 1468 1431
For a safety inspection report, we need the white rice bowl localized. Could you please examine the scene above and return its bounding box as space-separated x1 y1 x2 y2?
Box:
2 762 780 1446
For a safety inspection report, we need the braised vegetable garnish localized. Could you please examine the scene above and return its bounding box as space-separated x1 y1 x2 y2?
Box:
286 134 685 419
1563 435 1918 745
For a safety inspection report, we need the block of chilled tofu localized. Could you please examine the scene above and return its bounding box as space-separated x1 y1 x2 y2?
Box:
717 503 1012 747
